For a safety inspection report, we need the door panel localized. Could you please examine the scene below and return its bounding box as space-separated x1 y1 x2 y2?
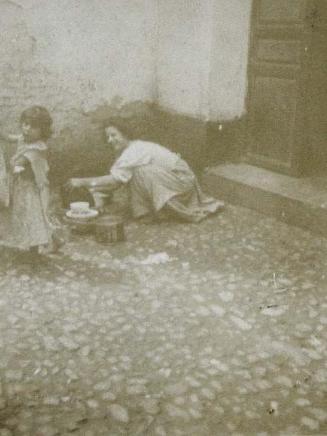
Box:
259 0 306 22
251 77 297 165
256 40 302 64
247 0 309 175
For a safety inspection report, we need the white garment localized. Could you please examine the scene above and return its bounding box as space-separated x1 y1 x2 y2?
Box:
107 140 224 221
110 140 180 183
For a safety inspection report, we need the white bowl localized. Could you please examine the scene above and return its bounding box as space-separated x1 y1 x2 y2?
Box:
70 202 90 213
66 209 98 220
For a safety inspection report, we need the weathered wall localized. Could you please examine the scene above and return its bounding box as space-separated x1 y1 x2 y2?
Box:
156 0 252 121
0 0 158 179
0 0 252 178
0 0 157 131
209 0 252 120
0 0 251 126
155 0 252 169
156 0 213 119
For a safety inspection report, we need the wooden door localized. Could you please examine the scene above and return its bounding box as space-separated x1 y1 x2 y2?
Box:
247 0 310 176
305 0 327 174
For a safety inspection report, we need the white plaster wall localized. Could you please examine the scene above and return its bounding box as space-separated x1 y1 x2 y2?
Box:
209 0 252 120
0 0 157 129
27 0 158 105
156 0 214 119
156 0 252 121
0 0 252 130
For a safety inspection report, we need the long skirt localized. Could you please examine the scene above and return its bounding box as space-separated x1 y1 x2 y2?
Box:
0 177 53 250
129 159 224 223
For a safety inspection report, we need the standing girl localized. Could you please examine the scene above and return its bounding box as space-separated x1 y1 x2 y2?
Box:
0 106 58 259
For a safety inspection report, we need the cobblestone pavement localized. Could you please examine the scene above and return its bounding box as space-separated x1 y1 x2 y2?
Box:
0 205 326 436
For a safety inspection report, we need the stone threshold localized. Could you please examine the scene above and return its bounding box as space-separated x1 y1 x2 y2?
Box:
202 163 327 237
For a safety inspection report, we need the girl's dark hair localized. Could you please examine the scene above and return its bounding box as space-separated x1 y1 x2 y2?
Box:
104 117 137 140
20 106 53 140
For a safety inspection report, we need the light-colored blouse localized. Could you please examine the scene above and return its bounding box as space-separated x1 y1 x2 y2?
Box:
110 140 180 183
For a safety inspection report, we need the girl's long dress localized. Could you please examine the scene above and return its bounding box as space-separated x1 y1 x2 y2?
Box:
109 140 224 222
0 140 53 250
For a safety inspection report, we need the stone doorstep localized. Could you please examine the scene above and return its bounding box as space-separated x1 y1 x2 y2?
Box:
202 163 327 237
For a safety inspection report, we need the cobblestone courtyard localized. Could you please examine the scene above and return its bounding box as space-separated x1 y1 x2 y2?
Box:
0 205 326 435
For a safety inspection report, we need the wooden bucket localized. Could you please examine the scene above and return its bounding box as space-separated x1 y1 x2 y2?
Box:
94 215 125 243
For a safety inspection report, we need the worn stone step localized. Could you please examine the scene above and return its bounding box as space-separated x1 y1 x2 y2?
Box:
202 163 327 236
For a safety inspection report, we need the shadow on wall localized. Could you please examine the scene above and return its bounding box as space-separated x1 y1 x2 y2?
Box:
48 100 246 188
